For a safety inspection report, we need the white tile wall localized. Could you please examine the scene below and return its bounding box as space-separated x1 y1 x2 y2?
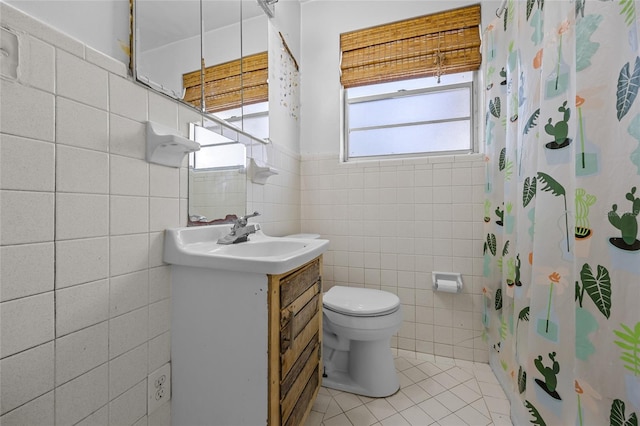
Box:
56 145 109 193
1 3 491 424
109 307 149 359
110 196 149 235
0 4 180 424
110 155 149 196
108 380 148 426
109 115 146 159
55 238 109 289
0 79 55 141
0 392 55 426
0 134 55 191
55 322 109 386
109 344 148 400
110 271 149 317
189 169 246 220
56 193 109 240
55 364 109 426
21 35 56 91
1 342 54 414
0 242 54 302
55 280 109 337
300 154 488 363
0 292 54 358
55 97 109 151
247 142 302 237
0 191 55 245
109 234 149 276
148 332 171 374
56 49 109 110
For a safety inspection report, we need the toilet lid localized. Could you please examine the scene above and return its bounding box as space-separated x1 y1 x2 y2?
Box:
323 286 400 316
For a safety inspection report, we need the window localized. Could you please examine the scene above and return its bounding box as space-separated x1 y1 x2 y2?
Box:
345 72 474 159
340 5 481 161
188 123 246 171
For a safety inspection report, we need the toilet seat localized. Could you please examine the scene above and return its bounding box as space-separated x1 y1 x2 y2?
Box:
323 286 400 317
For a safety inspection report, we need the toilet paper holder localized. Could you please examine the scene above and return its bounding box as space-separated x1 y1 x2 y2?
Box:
432 272 463 293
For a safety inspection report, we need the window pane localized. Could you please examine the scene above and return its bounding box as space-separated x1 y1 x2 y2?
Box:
349 88 470 129
192 143 246 169
347 73 473 98
348 120 471 157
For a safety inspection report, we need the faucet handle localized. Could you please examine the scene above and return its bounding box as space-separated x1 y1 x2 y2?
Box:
241 211 260 221
233 211 260 229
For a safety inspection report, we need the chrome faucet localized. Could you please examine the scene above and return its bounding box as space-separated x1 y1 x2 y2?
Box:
217 211 261 244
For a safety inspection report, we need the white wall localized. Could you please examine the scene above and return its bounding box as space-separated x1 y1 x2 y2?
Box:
298 1 489 361
5 0 130 64
0 3 197 423
0 6 491 426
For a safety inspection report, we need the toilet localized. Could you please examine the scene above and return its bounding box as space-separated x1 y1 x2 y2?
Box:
321 286 403 398
284 233 402 397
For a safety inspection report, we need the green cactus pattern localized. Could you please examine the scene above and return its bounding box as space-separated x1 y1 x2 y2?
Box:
545 101 571 147
535 352 560 394
495 205 504 226
482 4 639 425
608 187 640 246
575 188 597 237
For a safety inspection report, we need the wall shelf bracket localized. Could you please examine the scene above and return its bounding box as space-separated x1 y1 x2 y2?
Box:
248 158 279 185
146 121 200 168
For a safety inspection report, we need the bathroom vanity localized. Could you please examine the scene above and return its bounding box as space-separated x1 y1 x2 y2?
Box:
268 257 322 425
164 225 327 425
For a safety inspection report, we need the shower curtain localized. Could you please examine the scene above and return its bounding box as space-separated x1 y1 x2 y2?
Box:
482 1 640 424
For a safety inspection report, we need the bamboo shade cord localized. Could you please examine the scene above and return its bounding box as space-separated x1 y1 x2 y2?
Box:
340 4 481 88
183 51 268 113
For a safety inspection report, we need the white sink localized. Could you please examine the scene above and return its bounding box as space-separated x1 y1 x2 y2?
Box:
164 224 329 274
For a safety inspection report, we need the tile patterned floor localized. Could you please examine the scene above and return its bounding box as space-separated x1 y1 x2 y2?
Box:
304 352 513 426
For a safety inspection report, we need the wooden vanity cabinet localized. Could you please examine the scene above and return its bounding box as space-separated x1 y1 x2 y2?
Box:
268 257 323 426
170 255 323 425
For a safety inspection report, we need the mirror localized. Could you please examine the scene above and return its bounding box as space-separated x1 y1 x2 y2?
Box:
134 0 268 135
201 0 269 139
134 0 272 223
134 0 301 225
134 0 203 101
188 121 247 224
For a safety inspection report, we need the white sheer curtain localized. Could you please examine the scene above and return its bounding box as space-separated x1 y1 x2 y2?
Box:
482 2 640 424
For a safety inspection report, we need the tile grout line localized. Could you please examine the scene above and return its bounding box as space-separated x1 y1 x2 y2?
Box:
306 353 511 426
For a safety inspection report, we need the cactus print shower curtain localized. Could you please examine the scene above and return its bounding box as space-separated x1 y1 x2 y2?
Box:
482 1 640 424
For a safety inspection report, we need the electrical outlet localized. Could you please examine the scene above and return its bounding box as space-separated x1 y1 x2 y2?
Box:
148 363 171 414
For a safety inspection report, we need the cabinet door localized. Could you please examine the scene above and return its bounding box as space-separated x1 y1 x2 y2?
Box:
268 257 322 426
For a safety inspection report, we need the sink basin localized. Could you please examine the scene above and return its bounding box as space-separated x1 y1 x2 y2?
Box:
210 240 309 257
164 224 329 274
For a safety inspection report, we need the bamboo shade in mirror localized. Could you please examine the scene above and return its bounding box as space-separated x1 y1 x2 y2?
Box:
340 4 481 88
183 51 268 113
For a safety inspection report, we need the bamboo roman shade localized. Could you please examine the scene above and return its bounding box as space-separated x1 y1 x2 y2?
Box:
183 51 268 113
340 4 481 88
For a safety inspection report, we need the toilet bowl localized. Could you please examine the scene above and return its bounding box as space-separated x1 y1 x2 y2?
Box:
322 286 403 398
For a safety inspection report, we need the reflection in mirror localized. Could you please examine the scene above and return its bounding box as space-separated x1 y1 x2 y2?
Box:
134 0 202 99
217 101 269 141
188 120 247 226
134 0 268 134
182 2 268 133
134 0 273 228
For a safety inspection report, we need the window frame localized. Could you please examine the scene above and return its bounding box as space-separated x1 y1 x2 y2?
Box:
342 73 477 162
